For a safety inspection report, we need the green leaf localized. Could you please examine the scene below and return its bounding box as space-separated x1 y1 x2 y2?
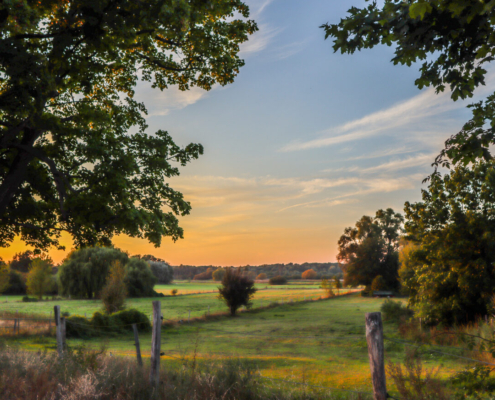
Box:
409 3 432 20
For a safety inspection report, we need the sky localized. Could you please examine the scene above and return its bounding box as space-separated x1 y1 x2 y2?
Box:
2 0 492 266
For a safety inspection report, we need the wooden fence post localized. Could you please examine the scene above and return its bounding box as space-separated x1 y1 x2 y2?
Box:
54 306 63 357
132 324 143 367
365 312 387 400
13 319 17 335
150 301 161 389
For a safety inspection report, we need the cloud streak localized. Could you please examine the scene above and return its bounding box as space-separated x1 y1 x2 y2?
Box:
280 87 459 152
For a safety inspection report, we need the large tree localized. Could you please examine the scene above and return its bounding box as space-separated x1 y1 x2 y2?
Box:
322 1 495 167
404 161 495 325
337 208 403 290
0 0 257 251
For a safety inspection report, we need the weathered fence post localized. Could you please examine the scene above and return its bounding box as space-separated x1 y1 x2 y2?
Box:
132 324 143 367
17 318 20 334
13 319 17 335
150 301 161 389
54 306 63 357
365 312 387 400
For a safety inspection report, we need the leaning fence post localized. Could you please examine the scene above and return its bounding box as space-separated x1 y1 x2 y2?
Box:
54 306 63 357
150 301 161 389
365 312 387 400
132 324 143 367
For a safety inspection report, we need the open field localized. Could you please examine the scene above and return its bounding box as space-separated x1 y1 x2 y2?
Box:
1 293 467 396
0 283 357 320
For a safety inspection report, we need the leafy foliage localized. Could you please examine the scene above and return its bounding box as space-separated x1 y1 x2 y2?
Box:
404 161 495 325
371 275 387 291
381 299 414 322
301 269 317 279
0 0 257 251
124 257 157 297
26 258 53 299
148 260 173 284
212 268 226 281
218 268 257 316
194 268 214 280
321 279 335 298
322 1 495 168
101 261 127 314
3 269 27 295
256 273 267 280
0 263 9 294
338 208 403 290
58 247 128 299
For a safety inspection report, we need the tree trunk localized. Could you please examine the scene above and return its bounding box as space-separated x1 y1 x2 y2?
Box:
230 305 236 316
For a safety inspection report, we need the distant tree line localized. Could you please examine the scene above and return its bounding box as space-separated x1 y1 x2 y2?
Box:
173 263 342 281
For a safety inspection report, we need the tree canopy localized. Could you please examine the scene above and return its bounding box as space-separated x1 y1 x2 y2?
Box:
0 0 257 251
404 161 495 325
338 208 403 290
322 1 495 166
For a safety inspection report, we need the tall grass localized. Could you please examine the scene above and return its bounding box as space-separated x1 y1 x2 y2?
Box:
0 342 369 400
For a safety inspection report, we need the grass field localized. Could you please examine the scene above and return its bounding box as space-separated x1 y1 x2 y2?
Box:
1 290 467 396
0 282 356 320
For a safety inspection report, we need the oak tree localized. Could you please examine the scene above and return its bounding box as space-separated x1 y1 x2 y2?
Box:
338 208 403 290
322 1 495 167
0 0 257 251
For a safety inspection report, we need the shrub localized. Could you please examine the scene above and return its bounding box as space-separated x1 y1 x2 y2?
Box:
124 257 157 297
301 269 317 279
171 289 178 296
371 275 387 291
218 268 257 316
3 269 27 295
59 247 129 299
256 273 267 280
148 261 174 284
101 261 127 314
66 309 150 338
321 279 335 297
269 275 287 285
381 299 414 322
22 296 38 302
212 268 225 281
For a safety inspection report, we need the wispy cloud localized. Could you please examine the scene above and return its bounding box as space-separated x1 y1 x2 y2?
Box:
240 24 282 55
359 153 437 174
273 40 307 60
280 87 459 152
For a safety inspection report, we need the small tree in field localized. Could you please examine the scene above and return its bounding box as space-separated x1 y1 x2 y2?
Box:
101 261 127 314
256 273 267 280
27 258 52 300
371 275 387 292
218 268 257 316
212 268 225 281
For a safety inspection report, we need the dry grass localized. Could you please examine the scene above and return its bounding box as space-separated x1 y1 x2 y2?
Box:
0 343 370 400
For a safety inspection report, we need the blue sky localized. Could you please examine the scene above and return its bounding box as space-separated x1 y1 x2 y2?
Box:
15 0 491 266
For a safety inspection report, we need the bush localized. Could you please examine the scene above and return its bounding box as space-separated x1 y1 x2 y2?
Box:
3 269 27 295
67 309 150 338
26 258 52 300
101 261 127 314
22 296 38 302
256 273 267 280
218 268 257 316
381 299 414 322
124 257 157 297
301 269 317 279
269 275 287 285
171 289 178 296
148 261 174 284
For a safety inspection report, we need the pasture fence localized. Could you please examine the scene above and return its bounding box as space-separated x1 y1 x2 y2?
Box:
3 294 492 400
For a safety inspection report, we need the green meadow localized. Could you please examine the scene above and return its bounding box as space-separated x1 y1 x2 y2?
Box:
1 290 466 395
